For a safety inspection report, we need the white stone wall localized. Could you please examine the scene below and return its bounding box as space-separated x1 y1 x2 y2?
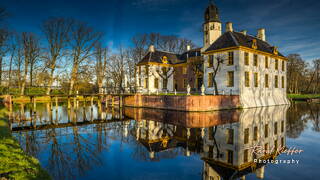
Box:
203 50 290 108
136 65 174 93
238 50 290 108
204 50 241 95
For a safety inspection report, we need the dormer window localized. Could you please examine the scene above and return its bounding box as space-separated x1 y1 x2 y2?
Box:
273 46 278 55
251 39 257 49
161 56 168 64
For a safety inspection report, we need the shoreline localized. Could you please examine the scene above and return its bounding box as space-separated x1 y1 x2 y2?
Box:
0 106 51 180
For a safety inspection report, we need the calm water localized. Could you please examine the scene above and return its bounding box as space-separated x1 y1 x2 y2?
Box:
8 101 320 180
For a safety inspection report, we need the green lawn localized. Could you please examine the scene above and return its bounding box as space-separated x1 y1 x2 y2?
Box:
287 94 320 99
0 107 51 180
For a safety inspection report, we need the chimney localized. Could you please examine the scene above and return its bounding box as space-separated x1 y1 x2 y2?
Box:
187 45 191 51
226 22 233 32
149 45 155 52
257 28 266 41
240 30 247 35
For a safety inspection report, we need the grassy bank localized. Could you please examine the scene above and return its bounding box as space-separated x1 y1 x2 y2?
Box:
0 107 51 180
288 94 320 100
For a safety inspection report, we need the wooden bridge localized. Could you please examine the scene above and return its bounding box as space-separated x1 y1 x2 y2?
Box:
3 93 134 110
11 117 130 132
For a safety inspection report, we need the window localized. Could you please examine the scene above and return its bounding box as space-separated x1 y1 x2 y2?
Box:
253 126 258 141
275 59 279 70
274 122 278 135
265 74 269 88
208 55 214 67
227 150 233 164
274 139 278 151
227 71 234 87
244 149 249 163
281 137 284 147
154 78 159 89
208 73 213 87
245 72 250 87
254 54 258 66
244 52 249 65
264 143 269 155
265 56 269 68
145 66 149 74
265 124 269 138
183 79 187 88
139 78 141 86
144 78 148 88
254 72 258 87
227 129 234 144
228 51 234 65
282 61 285 71
182 66 187 74
281 121 284 133
244 128 249 144
282 76 285 88
209 127 214 140
275 75 278 88
138 66 141 75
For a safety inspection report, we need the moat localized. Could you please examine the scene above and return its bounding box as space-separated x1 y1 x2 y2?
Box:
8 102 320 180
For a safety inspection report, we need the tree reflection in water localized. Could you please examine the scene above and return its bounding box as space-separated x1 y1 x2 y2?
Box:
287 102 320 138
10 102 320 180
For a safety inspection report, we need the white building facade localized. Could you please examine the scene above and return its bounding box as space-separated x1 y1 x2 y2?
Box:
135 1 289 108
201 2 289 108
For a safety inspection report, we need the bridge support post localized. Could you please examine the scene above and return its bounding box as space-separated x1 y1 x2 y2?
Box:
112 96 115 107
33 97 36 111
73 96 76 107
55 97 58 112
119 96 123 108
90 96 94 107
68 96 71 109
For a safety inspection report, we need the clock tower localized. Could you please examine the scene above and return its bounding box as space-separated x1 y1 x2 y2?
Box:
203 1 221 51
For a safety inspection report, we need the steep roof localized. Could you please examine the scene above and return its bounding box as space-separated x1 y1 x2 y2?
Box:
179 48 202 61
205 31 285 57
137 50 182 65
137 48 202 65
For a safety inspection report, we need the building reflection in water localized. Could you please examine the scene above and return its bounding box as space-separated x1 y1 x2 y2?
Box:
10 102 289 180
126 106 289 180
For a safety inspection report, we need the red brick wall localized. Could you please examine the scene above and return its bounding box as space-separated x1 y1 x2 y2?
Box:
124 94 240 111
124 107 240 128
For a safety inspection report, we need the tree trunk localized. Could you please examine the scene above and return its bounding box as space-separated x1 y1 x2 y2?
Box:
213 79 218 95
21 63 28 95
30 63 33 87
46 66 55 95
8 55 13 88
0 56 2 85
69 65 78 95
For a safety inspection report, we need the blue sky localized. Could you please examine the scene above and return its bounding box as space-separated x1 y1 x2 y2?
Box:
1 0 320 61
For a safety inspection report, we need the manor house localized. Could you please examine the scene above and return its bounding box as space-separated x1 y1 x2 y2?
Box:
135 2 289 107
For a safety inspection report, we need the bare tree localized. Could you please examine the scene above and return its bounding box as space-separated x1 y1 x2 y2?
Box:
152 66 174 91
42 17 72 95
287 54 307 94
0 28 9 84
94 42 108 93
209 54 226 95
107 47 128 93
12 34 24 89
20 32 40 95
68 21 102 95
